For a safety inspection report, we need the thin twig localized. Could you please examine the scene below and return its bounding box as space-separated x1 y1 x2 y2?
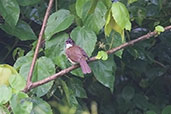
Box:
23 25 171 92
24 0 54 92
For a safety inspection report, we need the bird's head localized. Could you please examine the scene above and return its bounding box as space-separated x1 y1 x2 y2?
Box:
65 37 75 49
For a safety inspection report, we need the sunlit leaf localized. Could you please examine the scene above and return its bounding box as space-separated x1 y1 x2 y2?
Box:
96 51 108 60
155 25 164 34
0 85 12 105
0 64 18 86
111 2 131 30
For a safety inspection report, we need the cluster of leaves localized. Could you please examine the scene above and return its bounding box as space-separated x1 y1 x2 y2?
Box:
0 0 171 114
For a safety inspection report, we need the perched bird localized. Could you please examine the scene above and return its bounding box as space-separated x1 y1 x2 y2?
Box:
65 38 91 74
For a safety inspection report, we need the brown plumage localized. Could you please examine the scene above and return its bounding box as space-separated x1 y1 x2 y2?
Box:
65 45 91 74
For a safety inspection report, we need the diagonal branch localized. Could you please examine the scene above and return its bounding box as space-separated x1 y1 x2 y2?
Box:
23 25 171 92
24 0 54 92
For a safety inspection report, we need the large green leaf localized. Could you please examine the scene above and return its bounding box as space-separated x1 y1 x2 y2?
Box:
0 85 12 105
0 64 19 86
10 92 33 114
31 97 53 114
107 31 125 58
61 80 78 107
45 33 69 69
75 0 89 18
32 57 55 97
111 2 131 30
17 0 41 6
91 55 116 92
70 26 97 57
83 1 107 34
17 56 55 97
0 0 20 27
45 9 74 40
0 20 37 41
9 74 26 91
67 78 87 98
14 56 33 70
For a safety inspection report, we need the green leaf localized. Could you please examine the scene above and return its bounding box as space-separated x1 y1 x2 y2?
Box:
96 51 108 60
0 20 37 41
70 26 97 56
9 74 26 91
10 92 33 114
83 1 107 34
107 31 125 58
76 0 89 18
91 55 116 92
71 68 84 78
162 105 171 114
0 64 19 86
146 110 157 114
0 105 10 114
14 56 32 70
111 2 131 30
31 97 53 114
17 0 41 6
101 0 112 8
67 78 87 98
45 9 74 40
19 62 32 81
32 57 55 97
0 85 12 105
122 86 135 101
128 0 138 5
0 0 20 27
45 33 69 69
61 80 78 107
155 25 164 34
104 10 124 38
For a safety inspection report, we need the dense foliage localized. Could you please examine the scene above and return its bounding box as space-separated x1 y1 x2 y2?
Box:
0 0 171 114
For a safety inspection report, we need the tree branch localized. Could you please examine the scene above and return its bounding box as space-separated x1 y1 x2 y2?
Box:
24 25 171 92
24 0 54 92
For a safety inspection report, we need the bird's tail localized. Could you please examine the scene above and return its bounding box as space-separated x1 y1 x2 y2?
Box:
80 59 91 74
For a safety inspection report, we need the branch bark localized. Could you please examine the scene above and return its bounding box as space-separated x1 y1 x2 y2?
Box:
24 25 171 92
24 0 54 92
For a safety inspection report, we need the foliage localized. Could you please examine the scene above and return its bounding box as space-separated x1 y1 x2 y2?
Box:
0 0 171 114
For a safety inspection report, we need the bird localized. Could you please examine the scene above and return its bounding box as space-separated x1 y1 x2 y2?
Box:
65 38 91 74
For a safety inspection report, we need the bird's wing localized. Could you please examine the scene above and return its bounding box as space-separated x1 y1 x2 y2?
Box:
76 46 89 59
65 46 85 63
